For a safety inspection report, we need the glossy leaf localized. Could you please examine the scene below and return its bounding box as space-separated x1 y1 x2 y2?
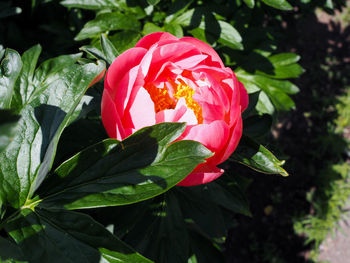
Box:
268 53 300 66
236 70 297 111
0 49 22 109
261 0 293 10
109 31 142 53
10 45 41 110
256 91 275 115
215 21 243 50
0 110 20 153
39 123 212 210
0 46 105 209
80 45 108 63
60 0 123 10
75 12 141 41
231 136 288 176
4 208 152 263
101 34 119 65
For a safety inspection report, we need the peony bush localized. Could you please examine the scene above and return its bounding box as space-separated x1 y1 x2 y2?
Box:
0 0 308 262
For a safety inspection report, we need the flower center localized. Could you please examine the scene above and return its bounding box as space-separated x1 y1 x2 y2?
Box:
145 81 203 123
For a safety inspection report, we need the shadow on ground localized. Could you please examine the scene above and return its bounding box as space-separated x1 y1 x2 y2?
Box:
225 6 350 263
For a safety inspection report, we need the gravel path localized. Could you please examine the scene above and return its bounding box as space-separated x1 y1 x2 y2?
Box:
318 215 350 263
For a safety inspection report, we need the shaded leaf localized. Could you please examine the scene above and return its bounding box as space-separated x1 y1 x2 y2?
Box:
75 12 141 41
0 6 21 19
39 123 212 210
124 192 189 263
243 114 273 138
0 236 27 263
4 208 152 263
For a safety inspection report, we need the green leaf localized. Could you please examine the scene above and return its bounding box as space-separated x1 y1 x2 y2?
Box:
10 45 41 110
171 8 195 27
231 136 288 176
187 230 224 263
75 12 141 41
257 63 304 79
261 0 293 10
256 91 274 115
80 45 108 63
189 19 243 50
60 0 123 10
101 34 119 65
165 0 193 24
0 47 105 209
4 208 152 263
0 49 22 109
163 23 184 38
0 110 20 153
268 53 300 67
109 31 142 53
215 20 243 50
147 0 160 5
122 192 189 263
143 22 163 35
236 70 297 111
243 0 255 8
243 114 272 138
39 123 212 210
0 236 27 263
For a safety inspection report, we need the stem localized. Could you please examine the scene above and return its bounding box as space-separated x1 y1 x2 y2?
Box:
0 198 42 231
0 210 20 231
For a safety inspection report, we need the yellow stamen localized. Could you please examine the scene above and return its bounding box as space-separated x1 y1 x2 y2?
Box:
145 81 203 123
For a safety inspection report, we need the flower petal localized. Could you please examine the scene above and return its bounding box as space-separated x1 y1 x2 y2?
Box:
135 32 179 49
123 87 156 134
216 116 243 164
179 120 230 155
105 47 147 98
155 97 198 125
180 37 224 68
239 81 249 112
177 164 224 186
101 89 125 140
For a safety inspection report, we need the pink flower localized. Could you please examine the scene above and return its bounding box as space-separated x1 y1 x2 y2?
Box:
101 32 248 186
